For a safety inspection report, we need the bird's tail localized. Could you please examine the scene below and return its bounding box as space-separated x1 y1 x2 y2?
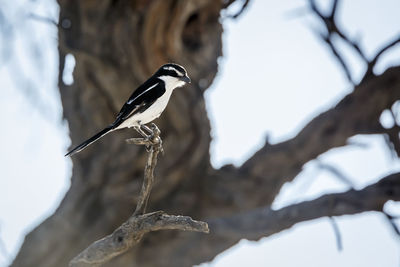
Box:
65 126 114 156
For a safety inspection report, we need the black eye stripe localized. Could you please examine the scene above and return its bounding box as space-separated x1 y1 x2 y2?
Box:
159 69 185 77
168 70 179 77
163 67 184 75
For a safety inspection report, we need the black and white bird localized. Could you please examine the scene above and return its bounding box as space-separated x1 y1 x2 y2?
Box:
65 63 191 156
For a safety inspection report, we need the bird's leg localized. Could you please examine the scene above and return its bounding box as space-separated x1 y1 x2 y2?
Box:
136 125 153 152
149 123 164 155
140 124 154 136
134 125 149 139
130 124 163 153
134 126 151 151
149 123 160 138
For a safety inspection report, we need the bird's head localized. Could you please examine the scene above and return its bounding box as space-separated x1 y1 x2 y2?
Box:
155 63 191 89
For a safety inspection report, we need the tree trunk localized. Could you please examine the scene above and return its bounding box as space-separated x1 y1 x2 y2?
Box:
13 0 223 266
12 0 400 267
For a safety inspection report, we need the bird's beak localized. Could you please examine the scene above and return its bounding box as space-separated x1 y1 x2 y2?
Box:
180 75 191 84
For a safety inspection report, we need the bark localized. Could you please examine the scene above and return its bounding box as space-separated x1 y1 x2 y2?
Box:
12 0 400 267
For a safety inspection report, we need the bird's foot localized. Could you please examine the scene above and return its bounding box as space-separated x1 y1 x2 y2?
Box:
134 126 149 139
133 124 163 153
140 124 154 136
148 123 163 154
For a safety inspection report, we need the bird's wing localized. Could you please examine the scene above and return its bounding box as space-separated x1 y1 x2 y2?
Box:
113 81 166 127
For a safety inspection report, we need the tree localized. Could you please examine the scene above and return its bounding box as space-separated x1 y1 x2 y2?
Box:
11 0 400 266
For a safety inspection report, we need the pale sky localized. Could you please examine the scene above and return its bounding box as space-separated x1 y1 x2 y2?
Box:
1 0 400 266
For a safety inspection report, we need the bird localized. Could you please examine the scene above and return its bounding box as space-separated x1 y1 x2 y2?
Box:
65 63 191 156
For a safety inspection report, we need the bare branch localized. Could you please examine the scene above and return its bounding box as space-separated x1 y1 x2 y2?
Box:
333 29 368 66
346 140 369 149
309 0 368 83
27 13 58 27
382 211 400 237
227 0 251 19
240 66 400 186
384 126 400 158
364 35 400 79
329 0 339 19
373 35 400 63
69 124 208 266
69 211 208 267
379 110 400 157
132 124 162 216
308 0 324 20
316 161 354 187
125 138 152 146
128 172 400 267
329 217 343 251
319 33 354 84
309 1 400 83
208 172 400 241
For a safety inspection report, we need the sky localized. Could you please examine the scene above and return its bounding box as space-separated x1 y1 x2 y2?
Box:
1 0 400 266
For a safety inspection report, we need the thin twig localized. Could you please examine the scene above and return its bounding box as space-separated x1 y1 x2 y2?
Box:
308 0 368 84
363 35 400 81
126 138 152 146
228 0 251 19
329 0 339 19
321 33 354 84
382 126 400 158
370 36 400 69
346 140 369 149
309 0 400 84
329 217 343 251
378 109 400 158
69 123 208 266
383 211 400 237
316 161 354 188
26 13 58 26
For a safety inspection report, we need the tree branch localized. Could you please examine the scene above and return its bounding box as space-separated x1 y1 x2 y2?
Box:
142 66 400 267
329 217 343 251
383 125 400 158
69 124 208 266
382 211 400 237
364 35 400 80
225 66 400 207
316 161 354 187
139 172 400 267
310 0 400 83
320 33 353 84
227 0 251 19
208 172 400 240
309 0 368 84
129 124 163 216
27 13 58 27
69 211 208 267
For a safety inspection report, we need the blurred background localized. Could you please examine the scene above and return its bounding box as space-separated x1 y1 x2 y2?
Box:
1 0 400 266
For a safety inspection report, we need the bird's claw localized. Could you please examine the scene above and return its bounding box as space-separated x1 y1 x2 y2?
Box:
135 124 163 153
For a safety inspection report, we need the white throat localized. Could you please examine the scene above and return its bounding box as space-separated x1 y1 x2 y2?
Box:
159 76 185 91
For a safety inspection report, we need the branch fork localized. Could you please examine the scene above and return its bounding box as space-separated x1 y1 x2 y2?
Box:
69 123 208 266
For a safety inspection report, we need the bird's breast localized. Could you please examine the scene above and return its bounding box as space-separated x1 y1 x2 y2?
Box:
119 89 173 128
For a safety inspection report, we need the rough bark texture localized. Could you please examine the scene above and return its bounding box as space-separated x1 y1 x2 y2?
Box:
12 0 400 267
